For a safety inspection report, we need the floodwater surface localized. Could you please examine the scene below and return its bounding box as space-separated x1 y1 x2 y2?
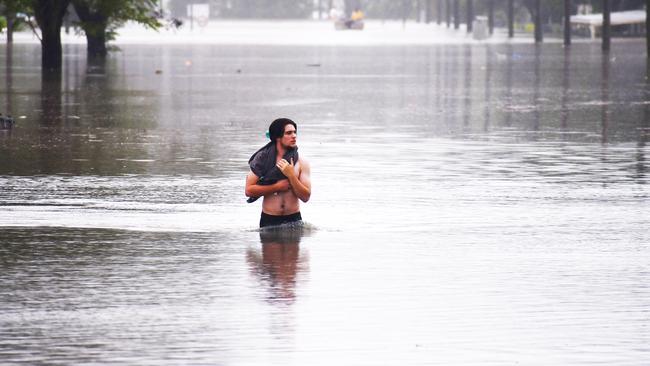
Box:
0 38 649 365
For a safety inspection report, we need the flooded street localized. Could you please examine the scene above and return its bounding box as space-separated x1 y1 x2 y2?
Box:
0 30 649 364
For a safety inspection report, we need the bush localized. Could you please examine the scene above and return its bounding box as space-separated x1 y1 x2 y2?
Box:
0 16 7 33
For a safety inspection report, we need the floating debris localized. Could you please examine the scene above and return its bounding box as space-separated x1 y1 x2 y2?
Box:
0 114 16 129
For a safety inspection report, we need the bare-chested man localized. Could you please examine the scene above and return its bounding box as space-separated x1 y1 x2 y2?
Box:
245 118 311 228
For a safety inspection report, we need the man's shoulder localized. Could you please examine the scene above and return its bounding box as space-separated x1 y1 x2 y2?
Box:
297 156 310 169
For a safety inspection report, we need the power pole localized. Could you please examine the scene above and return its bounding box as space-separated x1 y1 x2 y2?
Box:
647 0 650 57
602 0 611 51
534 0 543 43
564 0 571 46
466 0 473 33
508 0 514 38
488 0 494 35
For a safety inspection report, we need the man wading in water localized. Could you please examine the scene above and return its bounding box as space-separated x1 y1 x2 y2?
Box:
245 118 311 228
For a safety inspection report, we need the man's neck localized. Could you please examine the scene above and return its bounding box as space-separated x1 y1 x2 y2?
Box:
276 141 287 158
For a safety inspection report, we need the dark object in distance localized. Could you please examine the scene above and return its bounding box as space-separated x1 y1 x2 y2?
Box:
0 114 15 129
334 19 364 30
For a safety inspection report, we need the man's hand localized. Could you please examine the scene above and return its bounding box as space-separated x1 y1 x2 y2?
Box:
276 158 295 178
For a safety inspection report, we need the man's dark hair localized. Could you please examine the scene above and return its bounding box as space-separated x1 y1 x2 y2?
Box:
269 118 297 141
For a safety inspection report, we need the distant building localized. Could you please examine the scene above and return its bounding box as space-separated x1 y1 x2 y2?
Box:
571 10 646 38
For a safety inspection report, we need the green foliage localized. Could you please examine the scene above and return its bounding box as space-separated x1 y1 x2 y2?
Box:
0 0 33 36
164 0 650 21
73 0 161 41
0 0 33 23
0 0 32 14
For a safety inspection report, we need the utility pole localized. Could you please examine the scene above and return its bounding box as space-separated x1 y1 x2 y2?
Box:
534 0 543 43
508 0 514 38
488 0 494 35
466 0 473 33
564 0 571 46
602 0 611 51
647 0 650 57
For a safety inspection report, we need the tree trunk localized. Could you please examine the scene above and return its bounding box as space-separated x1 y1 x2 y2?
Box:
5 43 13 117
466 0 473 33
41 28 64 70
32 0 70 70
446 0 451 27
40 69 63 125
72 1 109 58
86 29 107 58
424 0 432 24
6 16 15 44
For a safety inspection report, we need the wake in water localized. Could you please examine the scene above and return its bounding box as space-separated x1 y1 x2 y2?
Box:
257 221 317 238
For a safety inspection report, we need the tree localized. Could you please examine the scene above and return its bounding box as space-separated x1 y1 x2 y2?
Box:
31 0 70 70
71 0 161 58
0 0 31 44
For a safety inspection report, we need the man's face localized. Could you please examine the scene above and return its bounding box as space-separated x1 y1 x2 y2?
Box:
279 124 297 149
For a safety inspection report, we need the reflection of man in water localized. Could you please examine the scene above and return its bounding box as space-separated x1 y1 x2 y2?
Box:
245 118 311 228
246 229 308 304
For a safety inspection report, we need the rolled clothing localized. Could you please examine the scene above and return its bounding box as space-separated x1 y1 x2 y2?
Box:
247 141 299 203
260 212 302 228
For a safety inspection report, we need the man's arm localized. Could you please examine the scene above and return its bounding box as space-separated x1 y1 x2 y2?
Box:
245 171 290 198
277 158 311 202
